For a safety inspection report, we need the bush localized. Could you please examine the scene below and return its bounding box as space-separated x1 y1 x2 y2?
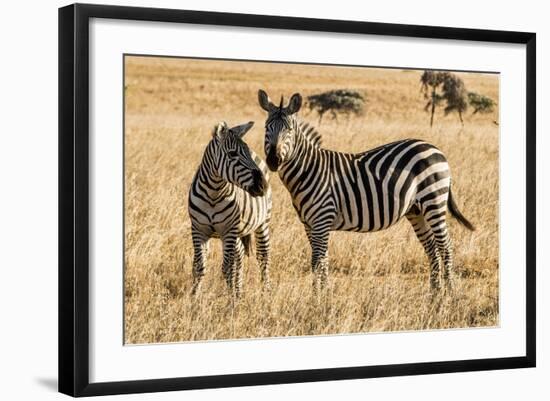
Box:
467 92 496 114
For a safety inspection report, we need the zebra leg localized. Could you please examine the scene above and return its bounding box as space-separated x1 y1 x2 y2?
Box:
305 226 312 273
221 234 237 293
427 217 454 293
255 221 271 290
191 229 209 296
233 237 246 298
406 212 441 292
308 227 330 293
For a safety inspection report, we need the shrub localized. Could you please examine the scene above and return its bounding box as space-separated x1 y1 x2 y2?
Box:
467 92 496 114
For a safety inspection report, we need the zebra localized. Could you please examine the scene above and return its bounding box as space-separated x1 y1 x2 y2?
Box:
258 89 475 294
188 121 272 297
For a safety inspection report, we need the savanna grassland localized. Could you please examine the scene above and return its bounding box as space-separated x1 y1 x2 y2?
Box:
124 56 499 344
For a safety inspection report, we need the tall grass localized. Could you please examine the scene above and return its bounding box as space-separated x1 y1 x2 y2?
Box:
124 56 499 344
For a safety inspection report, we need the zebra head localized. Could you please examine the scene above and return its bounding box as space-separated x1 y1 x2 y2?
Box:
212 121 268 197
258 89 302 171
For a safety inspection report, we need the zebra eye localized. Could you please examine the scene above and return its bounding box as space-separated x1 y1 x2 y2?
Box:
227 150 238 159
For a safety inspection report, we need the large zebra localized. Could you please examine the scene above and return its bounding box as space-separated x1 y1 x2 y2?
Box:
188 121 272 297
258 90 475 293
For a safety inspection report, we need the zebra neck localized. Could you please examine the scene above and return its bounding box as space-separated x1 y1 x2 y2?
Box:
278 131 323 192
197 165 232 199
196 145 232 200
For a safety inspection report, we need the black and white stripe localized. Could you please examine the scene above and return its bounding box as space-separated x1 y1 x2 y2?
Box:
188 121 272 297
258 90 474 293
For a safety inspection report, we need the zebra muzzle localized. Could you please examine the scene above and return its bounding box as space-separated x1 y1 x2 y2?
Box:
266 149 279 172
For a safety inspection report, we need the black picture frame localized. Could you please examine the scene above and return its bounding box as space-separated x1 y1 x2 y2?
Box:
58 3 536 397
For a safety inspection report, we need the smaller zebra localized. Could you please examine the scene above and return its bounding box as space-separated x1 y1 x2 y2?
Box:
188 121 272 297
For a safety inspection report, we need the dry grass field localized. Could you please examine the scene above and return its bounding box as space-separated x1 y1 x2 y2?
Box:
124 56 499 344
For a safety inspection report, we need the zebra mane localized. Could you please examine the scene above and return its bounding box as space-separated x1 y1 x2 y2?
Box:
297 120 322 149
252 151 270 177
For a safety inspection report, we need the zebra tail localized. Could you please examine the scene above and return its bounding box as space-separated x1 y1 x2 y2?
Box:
447 187 476 231
241 234 252 257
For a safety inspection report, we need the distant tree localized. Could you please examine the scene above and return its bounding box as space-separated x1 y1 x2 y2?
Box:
420 71 444 127
306 89 365 124
420 71 468 127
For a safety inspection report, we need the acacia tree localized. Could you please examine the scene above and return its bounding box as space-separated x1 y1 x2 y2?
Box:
420 71 468 127
306 89 365 124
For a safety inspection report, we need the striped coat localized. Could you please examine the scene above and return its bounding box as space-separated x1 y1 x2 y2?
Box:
258 90 474 293
188 121 272 296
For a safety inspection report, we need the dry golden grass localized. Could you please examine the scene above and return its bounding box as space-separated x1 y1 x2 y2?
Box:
124 56 499 344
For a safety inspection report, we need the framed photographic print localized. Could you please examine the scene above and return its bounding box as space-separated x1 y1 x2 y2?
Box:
58 3 536 397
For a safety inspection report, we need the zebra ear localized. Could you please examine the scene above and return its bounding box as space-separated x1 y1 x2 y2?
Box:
213 121 228 139
230 121 255 138
258 89 275 112
287 93 302 114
